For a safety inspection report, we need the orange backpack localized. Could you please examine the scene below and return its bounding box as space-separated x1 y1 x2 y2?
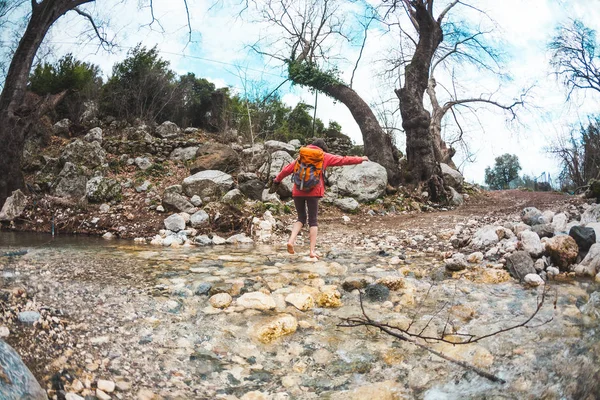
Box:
293 146 324 191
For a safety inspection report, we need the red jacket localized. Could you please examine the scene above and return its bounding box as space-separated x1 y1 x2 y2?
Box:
274 145 365 197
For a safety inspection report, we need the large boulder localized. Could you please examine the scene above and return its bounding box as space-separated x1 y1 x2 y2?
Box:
170 146 199 162
334 197 359 212
53 162 87 199
182 170 234 199
190 210 210 228
259 151 294 197
328 161 387 202
519 230 544 257
440 163 464 188
0 339 47 399
0 190 27 221
569 226 596 251
164 214 186 232
471 225 502 249
53 118 71 137
506 251 536 281
551 213 569 234
83 127 102 143
60 139 105 169
155 121 181 139
574 243 600 277
86 176 121 203
531 223 554 238
239 180 265 201
448 187 464 206
190 143 240 174
521 207 544 226
162 191 196 214
264 140 296 155
546 235 579 271
581 204 600 224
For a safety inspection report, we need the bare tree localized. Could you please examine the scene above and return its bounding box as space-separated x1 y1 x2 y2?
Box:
549 19 600 99
248 0 402 185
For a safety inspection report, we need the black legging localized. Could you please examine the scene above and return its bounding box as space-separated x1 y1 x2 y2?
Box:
294 197 319 227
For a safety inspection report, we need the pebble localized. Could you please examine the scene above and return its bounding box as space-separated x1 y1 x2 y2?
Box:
96 388 111 400
97 379 116 393
0 326 9 337
524 273 544 287
18 311 41 324
209 293 233 308
65 394 85 400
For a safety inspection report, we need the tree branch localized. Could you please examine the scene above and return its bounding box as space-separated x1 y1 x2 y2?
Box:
73 7 113 50
437 0 459 24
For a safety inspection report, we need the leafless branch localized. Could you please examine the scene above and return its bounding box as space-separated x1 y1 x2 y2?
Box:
73 7 113 50
339 285 555 383
437 0 459 24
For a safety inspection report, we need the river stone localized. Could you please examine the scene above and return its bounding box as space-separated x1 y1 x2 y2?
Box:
209 293 233 309
226 234 254 245
440 163 464 188
264 140 296 154
467 252 484 264
471 225 501 248
164 214 186 232
0 189 27 221
237 292 276 310
18 311 41 324
334 197 359 212
222 189 244 204
97 379 115 393
156 121 181 139
252 314 298 344
0 339 47 399
546 235 579 271
169 146 199 162
258 150 294 198
524 273 544 287
333 380 405 400
86 176 121 203
531 223 554 239
182 170 234 199
506 251 536 281
574 243 600 277
194 282 212 296
541 210 555 224
285 293 315 311
581 204 600 224
342 276 372 292
449 186 464 206
444 253 468 271
60 139 105 169
84 127 102 143
522 207 544 225
328 162 387 202
376 276 405 290
316 290 343 307
189 210 210 228
551 212 569 233
570 226 596 251
162 192 195 214
239 180 265 201
580 291 600 319
364 284 390 302
519 230 544 257
513 222 531 236
191 143 240 174
53 162 87 199
194 235 212 246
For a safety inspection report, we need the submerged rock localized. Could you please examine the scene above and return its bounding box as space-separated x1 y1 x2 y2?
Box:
252 314 298 344
0 340 47 399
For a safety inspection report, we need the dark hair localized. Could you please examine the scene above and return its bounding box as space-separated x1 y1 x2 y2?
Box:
311 138 329 152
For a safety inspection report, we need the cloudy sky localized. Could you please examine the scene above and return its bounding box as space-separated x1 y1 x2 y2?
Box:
23 0 600 184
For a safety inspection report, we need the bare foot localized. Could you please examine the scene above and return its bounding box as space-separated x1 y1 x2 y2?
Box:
287 243 295 254
309 252 320 259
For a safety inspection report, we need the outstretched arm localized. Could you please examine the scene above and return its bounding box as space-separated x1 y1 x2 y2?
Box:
325 154 368 168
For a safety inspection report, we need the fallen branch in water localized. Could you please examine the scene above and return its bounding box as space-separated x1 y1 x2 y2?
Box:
338 284 555 384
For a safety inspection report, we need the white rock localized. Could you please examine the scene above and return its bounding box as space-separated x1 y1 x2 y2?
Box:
66 394 85 400
524 273 544 287
327 162 387 202
285 293 315 311
237 292 276 310
467 252 484 263
164 214 186 232
471 225 502 248
102 232 115 240
519 230 544 257
0 326 9 338
210 293 233 309
97 380 116 393
212 235 227 245
96 389 111 400
547 266 560 278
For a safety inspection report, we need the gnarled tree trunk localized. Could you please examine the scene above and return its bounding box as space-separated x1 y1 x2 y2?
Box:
396 2 445 200
313 82 400 186
427 77 457 169
0 0 93 207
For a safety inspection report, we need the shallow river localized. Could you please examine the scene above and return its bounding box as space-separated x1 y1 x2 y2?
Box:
1 232 599 399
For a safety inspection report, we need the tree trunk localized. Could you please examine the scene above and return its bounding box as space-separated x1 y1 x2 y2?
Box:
396 2 445 200
0 0 92 207
427 77 457 169
317 82 400 185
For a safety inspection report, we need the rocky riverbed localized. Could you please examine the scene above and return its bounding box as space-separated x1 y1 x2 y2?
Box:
1 191 600 400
